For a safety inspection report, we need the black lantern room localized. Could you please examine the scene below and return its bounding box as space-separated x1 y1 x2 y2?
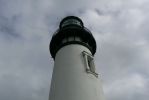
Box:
50 16 96 59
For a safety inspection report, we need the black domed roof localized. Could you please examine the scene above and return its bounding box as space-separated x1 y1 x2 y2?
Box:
60 16 84 28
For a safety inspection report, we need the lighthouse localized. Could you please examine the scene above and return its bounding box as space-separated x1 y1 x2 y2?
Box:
49 16 105 100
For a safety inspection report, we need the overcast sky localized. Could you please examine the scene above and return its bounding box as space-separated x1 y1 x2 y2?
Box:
0 0 149 100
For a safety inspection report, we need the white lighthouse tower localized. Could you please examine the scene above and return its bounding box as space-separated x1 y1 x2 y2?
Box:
49 16 105 100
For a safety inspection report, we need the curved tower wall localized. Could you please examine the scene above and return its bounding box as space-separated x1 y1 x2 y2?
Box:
49 44 105 100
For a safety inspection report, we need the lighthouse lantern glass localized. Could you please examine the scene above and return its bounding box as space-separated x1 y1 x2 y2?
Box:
61 19 82 28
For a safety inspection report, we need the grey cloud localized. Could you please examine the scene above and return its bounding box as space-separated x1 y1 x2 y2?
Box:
0 15 21 39
104 73 148 100
0 0 149 100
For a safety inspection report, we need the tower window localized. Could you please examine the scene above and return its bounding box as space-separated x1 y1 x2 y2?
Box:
82 51 98 77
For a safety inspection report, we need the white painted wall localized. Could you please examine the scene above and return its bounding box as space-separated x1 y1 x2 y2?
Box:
49 44 105 100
